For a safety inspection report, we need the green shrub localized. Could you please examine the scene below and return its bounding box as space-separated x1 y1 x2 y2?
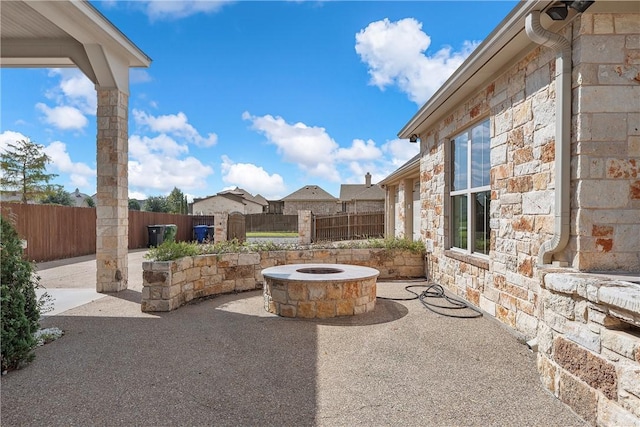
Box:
1 216 42 371
145 236 424 261
145 240 202 261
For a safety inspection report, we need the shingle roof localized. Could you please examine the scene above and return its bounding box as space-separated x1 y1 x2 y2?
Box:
339 184 385 201
281 185 337 201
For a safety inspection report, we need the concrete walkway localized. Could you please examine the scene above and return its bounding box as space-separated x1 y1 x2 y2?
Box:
1 253 587 426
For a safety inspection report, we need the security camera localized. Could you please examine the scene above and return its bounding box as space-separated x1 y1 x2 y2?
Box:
409 134 419 143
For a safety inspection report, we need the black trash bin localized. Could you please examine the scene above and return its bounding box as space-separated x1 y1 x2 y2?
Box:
193 225 209 243
147 225 165 247
206 226 215 242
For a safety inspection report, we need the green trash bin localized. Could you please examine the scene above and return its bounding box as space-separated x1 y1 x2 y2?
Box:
163 224 177 243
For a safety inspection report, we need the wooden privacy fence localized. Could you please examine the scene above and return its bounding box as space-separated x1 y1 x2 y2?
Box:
1 202 215 262
313 211 384 242
1 203 96 262
245 213 297 232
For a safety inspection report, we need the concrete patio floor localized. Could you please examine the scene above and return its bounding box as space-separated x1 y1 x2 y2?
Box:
1 252 587 426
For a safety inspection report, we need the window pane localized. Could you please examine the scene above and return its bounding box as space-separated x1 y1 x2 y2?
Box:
471 120 490 188
474 191 490 255
452 134 468 191
452 195 467 249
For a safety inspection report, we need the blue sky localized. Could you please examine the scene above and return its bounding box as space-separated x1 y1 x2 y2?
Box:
1 0 517 201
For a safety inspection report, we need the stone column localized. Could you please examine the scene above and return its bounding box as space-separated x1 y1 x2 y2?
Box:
298 210 312 244
214 212 228 242
96 88 129 292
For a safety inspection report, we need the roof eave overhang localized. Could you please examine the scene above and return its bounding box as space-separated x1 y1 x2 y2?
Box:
398 0 556 139
379 159 420 186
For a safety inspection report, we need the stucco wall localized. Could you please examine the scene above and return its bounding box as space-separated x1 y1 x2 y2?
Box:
193 196 245 215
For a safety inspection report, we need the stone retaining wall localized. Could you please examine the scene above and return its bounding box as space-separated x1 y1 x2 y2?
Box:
141 248 424 312
537 272 640 426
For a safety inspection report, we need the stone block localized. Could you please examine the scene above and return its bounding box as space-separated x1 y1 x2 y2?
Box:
537 354 558 395
238 253 260 266
279 304 296 317
598 282 640 314
479 295 496 316
516 310 538 338
342 282 360 299
602 329 640 361
288 283 308 301
336 299 355 316
545 293 576 319
326 283 342 300
553 337 617 400
141 299 170 312
558 370 597 425
618 359 640 399
297 302 316 318
597 397 640 427
619 390 640 419
316 301 336 318
307 283 327 301
564 321 601 353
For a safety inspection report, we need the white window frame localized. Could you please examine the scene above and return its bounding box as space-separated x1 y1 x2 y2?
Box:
449 119 491 256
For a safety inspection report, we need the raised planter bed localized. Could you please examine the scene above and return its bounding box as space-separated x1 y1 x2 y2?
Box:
141 248 424 312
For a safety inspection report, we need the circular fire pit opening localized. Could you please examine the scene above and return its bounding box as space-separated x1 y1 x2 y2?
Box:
296 267 344 275
262 263 379 319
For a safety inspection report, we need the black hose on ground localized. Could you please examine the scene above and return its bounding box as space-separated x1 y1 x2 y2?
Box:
378 283 483 319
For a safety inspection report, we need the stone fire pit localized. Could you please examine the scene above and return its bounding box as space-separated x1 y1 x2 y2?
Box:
262 263 379 318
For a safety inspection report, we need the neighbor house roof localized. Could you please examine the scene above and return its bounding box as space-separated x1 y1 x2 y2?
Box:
340 184 385 201
253 194 269 205
282 185 337 201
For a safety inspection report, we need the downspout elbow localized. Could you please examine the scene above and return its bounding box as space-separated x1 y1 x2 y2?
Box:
526 11 572 267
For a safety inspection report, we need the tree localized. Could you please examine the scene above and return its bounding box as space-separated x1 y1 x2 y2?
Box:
144 196 169 212
0 139 57 203
167 187 186 214
40 185 73 206
128 199 140 210
85 197 95 208
1 216 42 371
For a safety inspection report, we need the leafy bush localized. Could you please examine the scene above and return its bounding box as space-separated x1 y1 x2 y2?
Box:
145 240 202 261
1 216 42 371
145 236 424 261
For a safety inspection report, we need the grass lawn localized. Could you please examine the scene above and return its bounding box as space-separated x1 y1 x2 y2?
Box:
246 231 298 238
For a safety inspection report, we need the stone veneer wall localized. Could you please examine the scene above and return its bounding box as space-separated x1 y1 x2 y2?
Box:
537 271 640 426
141 248 424 312
417 13 639 342
571 13 640 271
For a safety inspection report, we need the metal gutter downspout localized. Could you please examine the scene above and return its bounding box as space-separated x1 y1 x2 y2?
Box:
525 11 571 266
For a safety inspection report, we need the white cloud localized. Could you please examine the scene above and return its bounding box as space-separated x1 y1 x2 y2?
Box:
130 69 152 84
127 109 215 195
355 18 478 105
220 155 286 200
44 141 96 189
243 111 340 182
133 109 217 147
336 139 382 162
36 103 88 130
129 134 189 159
47 69 96 115
0 130 29 152
128 156 214 193
382 138 420 167
141 0 234 21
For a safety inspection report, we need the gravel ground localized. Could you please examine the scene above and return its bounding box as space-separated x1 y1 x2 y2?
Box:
1 275 586 426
